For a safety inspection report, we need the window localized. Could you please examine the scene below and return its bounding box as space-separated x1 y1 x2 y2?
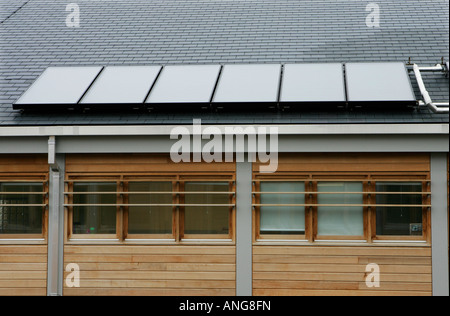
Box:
258 181 305 238
66 175 235 242
72 182 117 235
0 181 47 238
316 182 364 238
374 182 426 238
183 182 231 237
127 182 173 236
254 175 430 243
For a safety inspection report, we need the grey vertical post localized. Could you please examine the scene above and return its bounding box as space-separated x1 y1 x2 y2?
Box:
431 153 449 296
47 154 65 296
236 161 253 296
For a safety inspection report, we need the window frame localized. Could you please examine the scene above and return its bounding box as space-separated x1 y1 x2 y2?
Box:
65 173 236 244
253 172 431 244
0 174 49 242
312 179 368 242
253 176 310 241
369 177 431 243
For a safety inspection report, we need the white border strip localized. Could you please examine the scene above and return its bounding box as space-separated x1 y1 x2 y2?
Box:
0 124 448 137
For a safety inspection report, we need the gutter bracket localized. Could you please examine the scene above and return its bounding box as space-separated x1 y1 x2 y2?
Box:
48 136 59 171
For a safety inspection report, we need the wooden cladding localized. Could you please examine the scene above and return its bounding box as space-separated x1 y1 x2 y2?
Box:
63 245 236 296
66 154 236 173
0 245 48 296
254 153 430 173
253 245 432 296
0 155 48 173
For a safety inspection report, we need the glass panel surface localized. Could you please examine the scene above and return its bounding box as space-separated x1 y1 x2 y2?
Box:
146 65 221 103
73 182 116 235
0 183 43 234
81 66 161 104
376 182 423 236
317 182 364 236
15 67 102 105
281 63 346 102
184 182 230 235
212 64 281 103
345 62 415 102
260 182 305 235
128 182 173 235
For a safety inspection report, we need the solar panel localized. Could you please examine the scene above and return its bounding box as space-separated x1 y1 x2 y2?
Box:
14 66 102 109
345 62 416 106
280 63 346 104
146 65 221 105
80 66 161 104
212 64 281 104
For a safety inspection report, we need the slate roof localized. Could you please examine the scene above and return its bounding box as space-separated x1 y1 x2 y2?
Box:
0 0 448 126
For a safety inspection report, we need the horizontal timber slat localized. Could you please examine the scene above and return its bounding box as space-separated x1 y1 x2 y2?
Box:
253 263 431 274
253 245 432 296
0 245 47 296
63 270 235 280
252 280 432 292
64 254 235 263
253 246 431 257
75 262 235 272
253 289 431 296
253 272 432 283
66 154 236 173
70 279 236 289
0 155 48 173
65 245 235 255
0 288 47 296
253 153 430 173
63 245 236 296
64 288 235 296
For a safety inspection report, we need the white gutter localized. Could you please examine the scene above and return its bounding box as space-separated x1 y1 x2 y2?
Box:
0 123 448 137
412 64 449 114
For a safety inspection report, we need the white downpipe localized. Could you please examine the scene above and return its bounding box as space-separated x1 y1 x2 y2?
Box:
413 64 449 114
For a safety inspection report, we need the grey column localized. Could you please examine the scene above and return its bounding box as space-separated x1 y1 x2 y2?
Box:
431 153 449 296
47 154 65 296
236 161 253 296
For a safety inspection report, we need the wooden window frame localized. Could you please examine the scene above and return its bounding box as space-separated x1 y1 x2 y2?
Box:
65 172 236 244
0 174 49 242
253 175 310 242
312 177 367 242
369 175 431 243
253 172 431 244
66 176 121 241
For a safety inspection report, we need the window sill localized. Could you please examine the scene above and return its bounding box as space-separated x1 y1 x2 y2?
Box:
253 240 430 247
65 238 235 245
0 238 47 245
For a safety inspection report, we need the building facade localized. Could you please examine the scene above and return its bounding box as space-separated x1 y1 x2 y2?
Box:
0 0 449 296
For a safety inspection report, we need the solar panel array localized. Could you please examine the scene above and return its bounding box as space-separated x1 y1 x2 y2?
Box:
13 62 417 111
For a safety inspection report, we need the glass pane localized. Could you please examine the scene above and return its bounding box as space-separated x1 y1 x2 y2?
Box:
81 66 161 104
212 64 281 103
184 182 230 235
317 182 364 236
376 182 423 236
281 63 346 102
0 183 43 234
15 66 102 105
146 65 221 104
73 182 116 235
260 182 305 235
128 182 173 235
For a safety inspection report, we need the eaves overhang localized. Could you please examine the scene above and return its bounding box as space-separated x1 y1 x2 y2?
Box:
0 123 448 137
